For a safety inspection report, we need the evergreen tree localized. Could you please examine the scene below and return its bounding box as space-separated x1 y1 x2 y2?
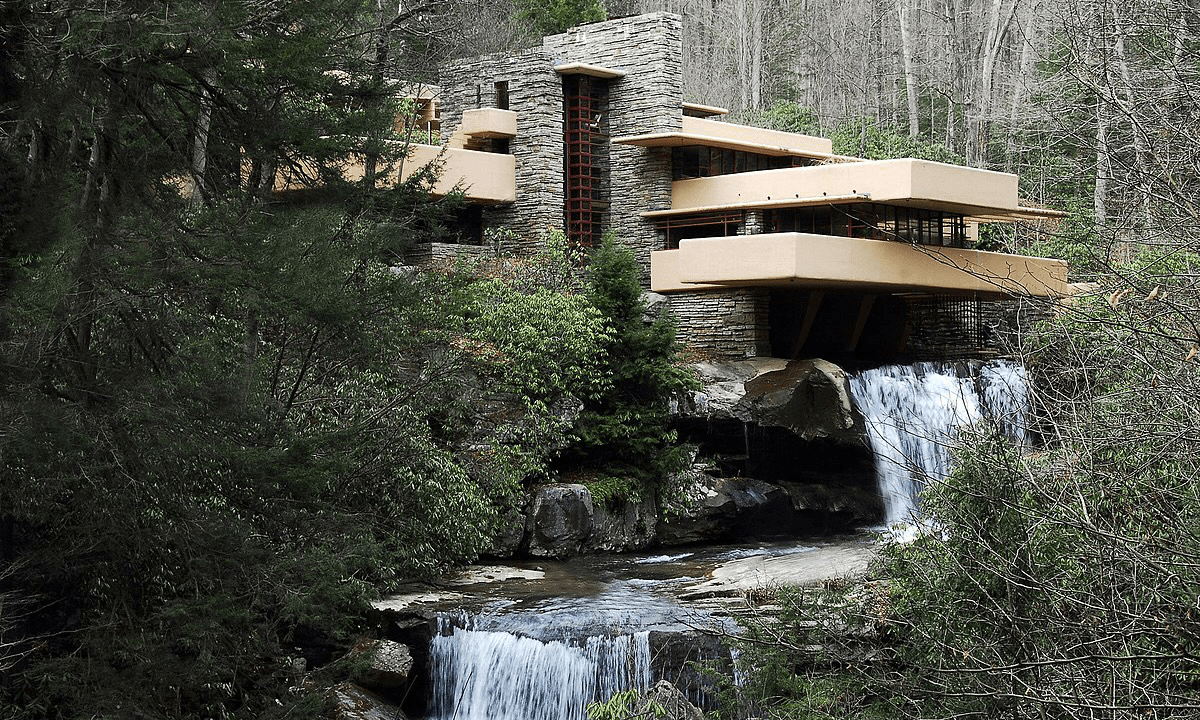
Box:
0 2 536 716
514 0 607 36
556 236 695 502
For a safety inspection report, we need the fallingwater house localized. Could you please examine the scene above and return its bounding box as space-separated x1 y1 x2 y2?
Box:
305 12 1070 363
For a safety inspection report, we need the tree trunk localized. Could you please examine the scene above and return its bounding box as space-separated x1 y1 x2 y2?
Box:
189 69 216 208
897 0 922 135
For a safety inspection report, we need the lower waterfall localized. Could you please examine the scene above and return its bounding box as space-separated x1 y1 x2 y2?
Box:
425 583 722 720
848 360 1030 530
428 620 651 720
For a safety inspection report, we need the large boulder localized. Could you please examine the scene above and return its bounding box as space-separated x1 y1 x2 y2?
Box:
349 639 414 691
585 492 657 552
329 682 409 720
525 484 594 558
733 358 860 441
677 358 864 444
677 358 789 420
779 481 884 528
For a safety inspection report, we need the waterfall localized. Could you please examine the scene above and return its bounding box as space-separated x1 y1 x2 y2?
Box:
848 360 1030 530
428 621 652 720
426 584 696 720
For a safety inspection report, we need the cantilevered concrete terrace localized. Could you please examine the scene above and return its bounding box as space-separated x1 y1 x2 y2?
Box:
272 106 517 204
616 116 835 159
649 158 1054 222
642 156 1067 298
651 233 1070 298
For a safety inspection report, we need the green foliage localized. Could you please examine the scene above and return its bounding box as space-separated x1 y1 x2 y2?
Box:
466 279 609 402
0 2 611 718
587 689 665 719
735 101 823 136
831 118 964 163
514 0 607 36
554 236 697 500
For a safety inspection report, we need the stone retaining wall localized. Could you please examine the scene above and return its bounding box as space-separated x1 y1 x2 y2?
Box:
667 289 771 359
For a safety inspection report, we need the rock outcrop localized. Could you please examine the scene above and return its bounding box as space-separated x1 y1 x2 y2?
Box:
585 492 657 553
349 639 414 691
679 358 863 443
329 682 409 720
657 470 794 546
524 484 594 558
734 358 859 441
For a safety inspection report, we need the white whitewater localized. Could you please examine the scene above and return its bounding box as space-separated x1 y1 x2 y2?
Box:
848 360 1030 530
428 619 652 720
426 584 690 720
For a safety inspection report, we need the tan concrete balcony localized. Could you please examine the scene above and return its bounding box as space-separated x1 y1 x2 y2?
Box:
651 158 1058 222
650 233 1070 298
457 108 518 140
397 144 515 203
615 116 834 158
274 143 516 204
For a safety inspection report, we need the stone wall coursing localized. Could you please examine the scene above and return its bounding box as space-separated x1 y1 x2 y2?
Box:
667 289 771 359
739 211 764 236
438 14 684 279
544 14 684 279
440 48 565 254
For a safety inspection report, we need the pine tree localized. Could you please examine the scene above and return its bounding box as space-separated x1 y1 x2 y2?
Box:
514 0 607 36
556 236 695 502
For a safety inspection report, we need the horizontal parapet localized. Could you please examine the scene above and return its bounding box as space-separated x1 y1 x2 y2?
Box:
664 159 1042 222
399 145 516 203
650 233 1071 298
614 116 835 159
288 143 515 203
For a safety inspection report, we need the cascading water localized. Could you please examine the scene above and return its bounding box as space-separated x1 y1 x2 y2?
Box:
429 619 651 720
848 360 1030 530
426 582 727 720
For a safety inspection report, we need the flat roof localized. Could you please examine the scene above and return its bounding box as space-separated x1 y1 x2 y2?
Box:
613 131 840 159
553 62 627 79
682 101 729 117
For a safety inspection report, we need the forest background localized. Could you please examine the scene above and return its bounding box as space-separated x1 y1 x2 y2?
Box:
1 0 1198 718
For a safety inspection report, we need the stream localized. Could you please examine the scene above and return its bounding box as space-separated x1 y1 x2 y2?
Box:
374 359 1031 719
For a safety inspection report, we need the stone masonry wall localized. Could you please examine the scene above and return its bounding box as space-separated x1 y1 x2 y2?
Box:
439 48 565 254
544 14 683 282
667 289 772 359
438 14 684 273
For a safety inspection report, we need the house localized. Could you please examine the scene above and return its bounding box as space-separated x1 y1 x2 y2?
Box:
396 13 1070 361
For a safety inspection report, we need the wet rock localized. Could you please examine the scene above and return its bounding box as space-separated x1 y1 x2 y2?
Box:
585 493 658 553
678 358 788 420
677 357 864 444
349 639 414 691
329 682 409 720
679 540 877 600
779 481 884 528
637 680 707 720
525 484 594 558
657 471 795 546
733 358 861 442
